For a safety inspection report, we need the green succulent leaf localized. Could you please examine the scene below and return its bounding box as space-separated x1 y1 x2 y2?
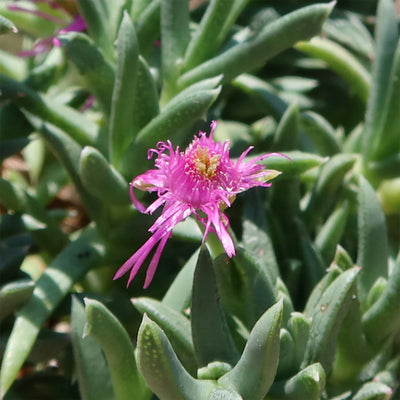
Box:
76 0 126 62
214 248 276 329
71 296 115 400
362 0 399 165
132 296 196 374
79 146 129 206
276 328 296 379
303 267 360 374
137 314 215 400
357 175 389 306
315 203 349 265
287 312 311 370
191 246 240 367
295 37 370 103
183 0 250 70
218 300 282 400
121 84 221 175
299 111 342 156
303 153 356 228
0 226 104 397
109 12 139 164
0 74 99 145
0 279 34 322
179 2 335 87
134 0 161 57
162 248 199 312
242 190 280 286
363 252 400 349
352 381 393 400
84 298 149 400
273 102 299 151
260 151 325 179
272 363 326 400
160 0 190 101
61 32 115 114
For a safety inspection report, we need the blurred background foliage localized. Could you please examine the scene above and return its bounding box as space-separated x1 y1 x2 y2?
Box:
0 0 399 399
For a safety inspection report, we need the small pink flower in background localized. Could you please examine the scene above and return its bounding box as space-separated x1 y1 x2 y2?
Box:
8 0 86 57
114 121 285 288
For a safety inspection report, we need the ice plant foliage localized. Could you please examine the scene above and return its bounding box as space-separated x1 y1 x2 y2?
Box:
8 0 86 57
114 121 284 288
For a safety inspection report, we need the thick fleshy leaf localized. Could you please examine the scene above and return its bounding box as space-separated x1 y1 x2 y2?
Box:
137 314 214 400
0 74 98 145
357 175 389 305
287 312 311 370
214 248 276 329
71 296 115 400
315 203 349 265
160 0 190 101
191 246 240 367
132 296 196 375
162 248 199 312
84 298 149 400
295 37 370 103
333 285 373 383
32 121 103 222
121 85 221 176
270 363 326 400
363 252 400 349
352 381 393 400
134 0 161 57
273 102 299 151
303 267 360 374
0 179 66 256
0 279 34 322
322 11 374 58
109 12 139 164
276 329 296 379
232 74 287 119
362 0 399 164
304 264 343 317
183 0 250 70
79 146 129 206
179 2 335 87
259 151 325 179
61 32 115 114
303 153 356 228
299 111 342 156
0 227 104 397
242 190 280 286
374 40 400 163
218 300 283 400
76 0 126 61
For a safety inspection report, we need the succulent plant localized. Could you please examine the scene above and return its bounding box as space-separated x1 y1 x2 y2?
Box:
0 0 399 399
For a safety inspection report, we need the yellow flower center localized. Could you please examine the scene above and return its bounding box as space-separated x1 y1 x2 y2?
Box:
195 146 221 178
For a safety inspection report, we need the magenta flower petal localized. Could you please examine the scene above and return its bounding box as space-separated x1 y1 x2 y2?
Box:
115 121 285 288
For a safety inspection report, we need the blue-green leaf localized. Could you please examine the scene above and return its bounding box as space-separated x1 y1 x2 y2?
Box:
357 175 389 305
0 227 104 397
84 298 149 400
191 246 240 367
303 267 360 374
71 296 115 400
218 300 283 400
137 315 214 400
179 2 334 87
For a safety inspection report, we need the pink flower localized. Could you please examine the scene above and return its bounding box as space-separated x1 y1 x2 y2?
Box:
114 121 284 288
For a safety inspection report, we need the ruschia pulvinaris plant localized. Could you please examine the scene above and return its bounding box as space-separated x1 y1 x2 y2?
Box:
0 0 399 399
